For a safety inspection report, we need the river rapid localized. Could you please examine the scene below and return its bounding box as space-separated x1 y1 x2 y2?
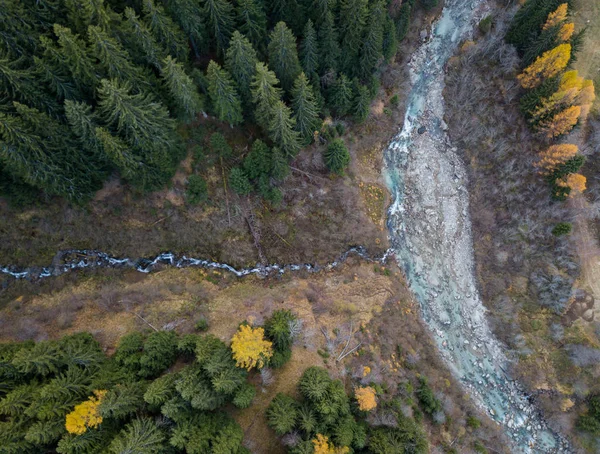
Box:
383 0 570 452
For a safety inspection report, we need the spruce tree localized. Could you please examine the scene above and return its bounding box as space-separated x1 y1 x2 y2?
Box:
164 0 210 56
95 127 141 180
160 56 204 121
395 4 411 41
141 0 187 61
109 418 165 454
359 2 384 79
244 139 272 179
267 0 304 34
268 22 302 92
323 138 350 174
206 60 244 125
352 82 371 122
291 73 321 144
268 100 301 158
229 167 253 195
236 0 268 53
48 24 97 90
64 100 104 161
330 74 353 116
225 31 259 109
202 0 236 55
270 147 290 179
339 0 369 73
300 20 320 81
318 12 340 75
267 394 298 435
121 7 167 69
251 62 283 129
382 14 398 63
308 0 331 26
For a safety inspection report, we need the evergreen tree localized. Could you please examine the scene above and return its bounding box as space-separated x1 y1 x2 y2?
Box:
138 331 178 378
395 3 411 41
206 60 244 125
202 0 236 55
268 22 302 92
244 139 272 179
229 167 253 195
121 7 167 69
522 24 561 67
235 0 268 54
270 147 290 180
160 56 204 121
291 73 321 144
47 24 97 90
164 0 210 56
141 0 187 61
251 62 283 129
352 82 371 122
308 0 331 26
323 138 350 174
109 418 165 454
300 20 320 81
225 31 259 109
318 12 340 75
267 393 298 435
419 0 438 11
339 0 369 73
382 14 398 63
267 0 304 34
359 2 385 79
64 100 104 162
329 74 353 116
95 127 141 180
268 100 301 158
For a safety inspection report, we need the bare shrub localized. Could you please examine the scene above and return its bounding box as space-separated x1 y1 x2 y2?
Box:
260 368 274 387
566 344 600 367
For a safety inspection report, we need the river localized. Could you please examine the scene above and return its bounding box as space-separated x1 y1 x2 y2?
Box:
383 0 569 452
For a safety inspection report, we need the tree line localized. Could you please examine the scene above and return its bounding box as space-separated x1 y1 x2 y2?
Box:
506 0 595 208
0 0 422 204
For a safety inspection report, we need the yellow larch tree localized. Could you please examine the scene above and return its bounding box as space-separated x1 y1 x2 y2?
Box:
530 70 582 122
536 144 578 174
231 324 273 370
517 44 571 89
558 22 574 42
538 105 581 138
312 434 350 454
543 3 568 30
65 389 107 435
558 173 587 196
355 386 377 412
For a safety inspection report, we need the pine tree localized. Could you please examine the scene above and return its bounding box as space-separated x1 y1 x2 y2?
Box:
63 0 118 34
291 73 321 144
235 0 267 53
264 309 297 351
164 0 210 56
339 0 369 73
268 22 302 92
206 60 244 125
160 56 204 121
268 100 301 158
109 418 165 454
141 0 187 61
352 83 371 122
359 1 384 79
318 12 341 75
323 138 350 174
251 62 283 129
300 20 320 81
202 0 236 55
330 74 353 116
225 31 259 109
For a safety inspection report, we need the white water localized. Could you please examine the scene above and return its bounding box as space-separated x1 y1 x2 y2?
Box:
383 0 569 452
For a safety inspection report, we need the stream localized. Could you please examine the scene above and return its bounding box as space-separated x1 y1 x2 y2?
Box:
383 0 570 452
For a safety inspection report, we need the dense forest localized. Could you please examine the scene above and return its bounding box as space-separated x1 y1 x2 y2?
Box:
0 0 425 204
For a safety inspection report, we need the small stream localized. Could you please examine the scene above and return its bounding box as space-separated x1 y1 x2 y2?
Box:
383 0 569 452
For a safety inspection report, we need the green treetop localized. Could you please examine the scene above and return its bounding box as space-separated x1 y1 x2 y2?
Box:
268 22 302 92
291 72 321 144
206 60 244 125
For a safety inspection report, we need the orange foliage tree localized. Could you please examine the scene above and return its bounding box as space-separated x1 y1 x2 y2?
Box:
65 389 107 435
537 105 581 138
312 434 350 454
558 173 587 196
536 144 578 174
355 386 377 411
543 3 568 30
517 44 571 89
558 22 574 41
231 324 273 370
530 70 583 122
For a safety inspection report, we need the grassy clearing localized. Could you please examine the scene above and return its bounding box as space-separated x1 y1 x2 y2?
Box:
572 0 600 104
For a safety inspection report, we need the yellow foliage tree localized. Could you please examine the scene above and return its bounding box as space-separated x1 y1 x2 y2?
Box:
536 144 578 174
538 105 581 138
558 173 587 196
231 324 273 370
558 22 574 41
530 70 582 122
65 390 107 435
543 3 568 30
355 386 377 412
312 434 350 454
517 44 571 89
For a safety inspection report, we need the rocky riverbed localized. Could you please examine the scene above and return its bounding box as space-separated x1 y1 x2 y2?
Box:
383 0 571 452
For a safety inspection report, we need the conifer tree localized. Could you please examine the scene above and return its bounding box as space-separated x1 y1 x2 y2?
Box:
225 31 259 109
268 100 301 158
537 105 580 138
291 73 321 144
235 0 268 53
318 12 340 75
251 62 284 129
229 167 253 194
382 14 398 63
64 100 104 161
202 0 236 55
244 140 272 179
536 144 579 173
109 418 165 454
95 127 140 180
517 43 571 89
48 24 97 90
141 0 187 61
267 394 298 435
121 7 167 69
352 83 371 122
270 147 290 180
330 74 353 116
359 1 384 79
339 0 369 73
395 3 411 41
206 60 244 125
308 0 331 26
160 56 204 121
300 20 320 81
164 0 210 56
323 138 350 174
268 22 302 92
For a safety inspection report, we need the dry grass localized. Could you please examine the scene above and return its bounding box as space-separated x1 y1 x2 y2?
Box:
572 0 600 103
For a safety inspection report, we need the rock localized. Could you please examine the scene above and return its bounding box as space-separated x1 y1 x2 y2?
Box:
417 126 427 134
582 309 594 322
420 30 428 41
